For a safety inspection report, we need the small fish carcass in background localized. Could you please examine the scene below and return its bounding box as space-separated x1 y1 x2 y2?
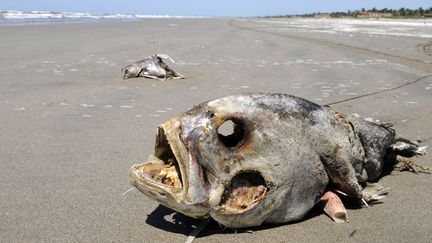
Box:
121 54 185 80
129 93 427 228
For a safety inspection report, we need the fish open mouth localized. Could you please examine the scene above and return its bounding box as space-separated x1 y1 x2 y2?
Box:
132 126 183 190
218 172 267 213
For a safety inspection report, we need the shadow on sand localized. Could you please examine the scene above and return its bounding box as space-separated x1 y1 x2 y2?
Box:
145 204 328 238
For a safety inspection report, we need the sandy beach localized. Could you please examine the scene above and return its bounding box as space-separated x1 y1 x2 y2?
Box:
0 18 431 242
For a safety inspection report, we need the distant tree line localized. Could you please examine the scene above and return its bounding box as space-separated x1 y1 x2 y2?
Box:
264 7 432 18
330 7 432 18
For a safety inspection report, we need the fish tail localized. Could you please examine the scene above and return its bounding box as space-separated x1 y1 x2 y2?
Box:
391 136 427 157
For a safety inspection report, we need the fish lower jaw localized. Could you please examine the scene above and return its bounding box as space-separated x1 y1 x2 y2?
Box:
129 161 183 195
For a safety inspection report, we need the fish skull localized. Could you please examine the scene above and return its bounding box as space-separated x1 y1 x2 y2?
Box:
130 94 329 227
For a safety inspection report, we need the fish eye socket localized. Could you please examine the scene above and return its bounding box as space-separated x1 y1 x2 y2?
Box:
207 111 215 119
217 119 245 148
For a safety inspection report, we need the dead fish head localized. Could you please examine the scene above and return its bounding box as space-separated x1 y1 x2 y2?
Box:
130 94 329 227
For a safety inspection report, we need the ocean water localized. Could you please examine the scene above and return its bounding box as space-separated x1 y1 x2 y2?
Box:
256 17 432 38
0 10 206 25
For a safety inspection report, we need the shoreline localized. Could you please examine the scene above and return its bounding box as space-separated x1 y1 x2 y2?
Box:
1 15 432 27
0 17 217 26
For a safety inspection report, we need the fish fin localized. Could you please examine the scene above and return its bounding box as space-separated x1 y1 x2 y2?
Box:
319 191 348 223
164 65 186 79
141 74 165 81
395 136 420 146
320 145 364 198
156 54 176 63
391 141 427 157
362 182 389 203
172 71 186 79
172 75 186 79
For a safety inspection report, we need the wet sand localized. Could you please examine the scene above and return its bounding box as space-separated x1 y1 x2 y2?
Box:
0 18 431 242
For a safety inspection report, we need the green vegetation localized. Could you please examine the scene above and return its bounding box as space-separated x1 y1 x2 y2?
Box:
263 7 432 19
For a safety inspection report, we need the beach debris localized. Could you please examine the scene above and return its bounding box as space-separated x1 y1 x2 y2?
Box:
121 54 185 80
394 155 430 174
185 219 210 243
129 93 427 228
122 187 137 196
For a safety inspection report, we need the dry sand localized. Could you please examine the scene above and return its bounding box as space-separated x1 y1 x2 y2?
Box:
0 18 431 242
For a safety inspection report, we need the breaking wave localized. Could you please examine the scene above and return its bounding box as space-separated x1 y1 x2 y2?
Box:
0 10 208 25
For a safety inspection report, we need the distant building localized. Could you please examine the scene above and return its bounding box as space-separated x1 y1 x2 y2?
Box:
357 12 393 18
313 13 330 18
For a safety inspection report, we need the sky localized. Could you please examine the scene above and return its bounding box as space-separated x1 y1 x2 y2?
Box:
0 0 431 17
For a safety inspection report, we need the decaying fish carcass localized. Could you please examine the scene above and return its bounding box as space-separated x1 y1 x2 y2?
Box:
129 93 427 228
121 54 185 80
